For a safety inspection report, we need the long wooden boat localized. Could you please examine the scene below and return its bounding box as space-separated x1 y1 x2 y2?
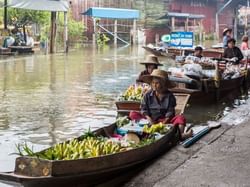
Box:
8 46 34 54
142 46 175 58
116 93 190 115
143 46 223 58
0 124 181 187
170 75 245 103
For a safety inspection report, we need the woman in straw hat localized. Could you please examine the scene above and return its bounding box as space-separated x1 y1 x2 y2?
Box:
130 69 193 140
222 28 232 48
136 55 163 83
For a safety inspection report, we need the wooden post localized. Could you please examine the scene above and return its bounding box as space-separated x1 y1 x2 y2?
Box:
114 19 117 46
215 13 219 40
185 17 189 31
23 25 26 43
132 19 136 45
199 20 202 42
64 12 68 53
4 0 7 29
244 7 248 35
171 17 175 31
233 8 237 41
93 18 96 47
50 11 57 53
214 61 220 102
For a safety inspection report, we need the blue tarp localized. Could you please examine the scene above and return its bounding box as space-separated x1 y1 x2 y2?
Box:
82 7 139 19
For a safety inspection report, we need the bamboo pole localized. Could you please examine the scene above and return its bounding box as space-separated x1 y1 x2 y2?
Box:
64 12 68 53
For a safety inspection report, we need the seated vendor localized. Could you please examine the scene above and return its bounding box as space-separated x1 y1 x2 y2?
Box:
223 38 243 64
136 55 163 83
131 69 193 140
193 46 203 58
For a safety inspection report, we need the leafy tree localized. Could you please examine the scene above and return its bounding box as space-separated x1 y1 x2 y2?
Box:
7 8 50 28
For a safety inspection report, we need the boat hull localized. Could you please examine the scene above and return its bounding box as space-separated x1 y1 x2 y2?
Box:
0 124 179 187
172 75 245 103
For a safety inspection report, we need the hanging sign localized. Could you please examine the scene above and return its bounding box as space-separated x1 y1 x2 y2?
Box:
170 32 194 48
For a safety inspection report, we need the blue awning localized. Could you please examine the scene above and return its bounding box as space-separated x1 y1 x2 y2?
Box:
82 7 139 19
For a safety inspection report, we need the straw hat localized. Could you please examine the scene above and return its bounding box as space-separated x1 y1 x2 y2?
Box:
141 69 176 88
223 28 232 35
140 55 163 66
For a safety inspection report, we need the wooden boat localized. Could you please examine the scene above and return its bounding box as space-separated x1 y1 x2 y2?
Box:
116 93 190 115
143 46 223 59
0 47 16 56
142 46 175 58
0 123 179 187
0 94 191 186
169 48 223 58
170 75 245 103
8 46 34 54
0 95 192 187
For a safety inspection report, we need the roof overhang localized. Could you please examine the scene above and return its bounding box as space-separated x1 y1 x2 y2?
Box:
7 0 69 12
159 12 205 20
82 7 139 19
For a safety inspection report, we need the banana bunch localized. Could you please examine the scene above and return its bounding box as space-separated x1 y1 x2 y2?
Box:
143 123 170 134
36 137 123 160
121 84 149 101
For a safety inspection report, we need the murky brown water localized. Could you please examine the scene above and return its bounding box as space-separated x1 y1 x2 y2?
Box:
0 45 227 186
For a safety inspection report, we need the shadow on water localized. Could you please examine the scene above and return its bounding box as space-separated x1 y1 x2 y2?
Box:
0 45 245 186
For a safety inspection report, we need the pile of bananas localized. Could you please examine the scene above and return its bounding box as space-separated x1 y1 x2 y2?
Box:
17 137 123 160
143 123 170 134
121 84 149 101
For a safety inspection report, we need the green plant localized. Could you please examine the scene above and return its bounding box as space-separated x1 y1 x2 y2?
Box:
97 33 110 46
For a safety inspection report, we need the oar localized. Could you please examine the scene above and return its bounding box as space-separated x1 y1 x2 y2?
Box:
182 121 221 148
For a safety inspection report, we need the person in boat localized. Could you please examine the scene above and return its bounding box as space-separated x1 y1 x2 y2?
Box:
223 38 244 64
136 55 163 83
193 46 203 58
131 69 193 140
223 28 232 48
240 35 249 51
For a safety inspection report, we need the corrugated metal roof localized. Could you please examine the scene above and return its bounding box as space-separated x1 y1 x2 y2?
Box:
160 12 205 19
82 7 139 19
7 0 69 12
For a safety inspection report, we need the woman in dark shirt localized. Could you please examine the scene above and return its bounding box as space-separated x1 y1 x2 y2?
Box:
223 38 243 64
136 55 163 83
130 69 193 140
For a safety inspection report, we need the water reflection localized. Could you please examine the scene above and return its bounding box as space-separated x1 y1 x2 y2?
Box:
0 45 223 176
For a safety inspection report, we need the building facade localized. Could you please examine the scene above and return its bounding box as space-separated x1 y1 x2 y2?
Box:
69 0 246 43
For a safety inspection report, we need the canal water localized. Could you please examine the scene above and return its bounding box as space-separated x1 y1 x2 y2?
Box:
0 45 225 186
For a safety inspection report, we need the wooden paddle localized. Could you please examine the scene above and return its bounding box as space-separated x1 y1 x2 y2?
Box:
182 121 221 148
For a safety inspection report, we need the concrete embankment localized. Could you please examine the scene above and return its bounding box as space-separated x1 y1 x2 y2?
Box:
123 99 250 187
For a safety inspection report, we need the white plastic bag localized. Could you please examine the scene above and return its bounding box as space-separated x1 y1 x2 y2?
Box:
183 64 203 78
